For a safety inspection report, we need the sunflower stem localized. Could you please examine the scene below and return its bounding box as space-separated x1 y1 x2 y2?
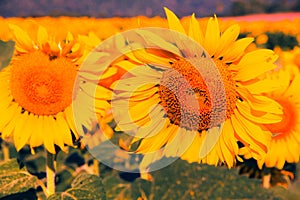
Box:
262 174 271 189
46 151 56 196
1 141 10 162
37 179 49 197
93 159 100 176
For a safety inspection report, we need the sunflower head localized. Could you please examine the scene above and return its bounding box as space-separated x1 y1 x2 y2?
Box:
263 68 300 169
0 25 101 154
83 8 282 173
163 8 283 168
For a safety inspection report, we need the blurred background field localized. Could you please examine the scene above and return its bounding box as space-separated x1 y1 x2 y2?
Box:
1 0 300 18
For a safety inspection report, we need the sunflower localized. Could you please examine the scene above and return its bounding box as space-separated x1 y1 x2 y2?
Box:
103 8 283 170
75 32 121 149
263 68 300 169
0 25 109 154
278 46 300 75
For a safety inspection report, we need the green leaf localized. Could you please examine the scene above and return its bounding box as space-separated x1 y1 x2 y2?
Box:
48 173 106 200
0 40 15 70
265 32 298 50
0 159 39 198
103 158 298 200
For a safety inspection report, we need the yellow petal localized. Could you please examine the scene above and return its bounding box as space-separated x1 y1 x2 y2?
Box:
219 134 234 168
9 24 33 52
234 63 276 81
164 7 186 34
125 64 161 79
66 32 74 42
238 146 251 157
236 101 282 124
29 115 44 148
129 98 159 124
48 40 60 54
222 119 239 155
238 87 283 115
113 77 159 93
113 101 165 134
56 112 73 146
1 106 22 138
78 32 101 48
139 151 164 175
237 79 283 94
199 125 222 158
203 15 220 56
14 112 32 151
129 104 165 137
272 69 291 95
275 140 286 169
135 29 181 55
233 49 278 81
52 118 66 152
265 142 276 167
132 48 172 67
138 122 173 153
0 103 19 131
65 106 79 139
188 13 204 45
164 128 186 157
95 102 111 117
37 26 48 49
223 37 254 63
202 145 219 166
286 136 299 163
71 43 81 54
177 130 196 156
43 116 56 154
291 130 300 144
0 80 11 100
285 73 300 98
0 91 13 108
181 133 203 163
214 24 240 59
233 110 271 155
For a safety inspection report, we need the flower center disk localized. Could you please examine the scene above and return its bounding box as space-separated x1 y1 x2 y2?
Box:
10 51 77 115
158 57 236 131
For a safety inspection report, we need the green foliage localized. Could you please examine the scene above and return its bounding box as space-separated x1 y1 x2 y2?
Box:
103 158 299 200
265 32 299 50
0 40 15 70
239 32 299 50
0 159 39 198
48 173 106 200
0 145 299 200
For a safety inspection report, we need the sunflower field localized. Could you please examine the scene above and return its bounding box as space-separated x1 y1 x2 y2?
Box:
0 1 300 200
